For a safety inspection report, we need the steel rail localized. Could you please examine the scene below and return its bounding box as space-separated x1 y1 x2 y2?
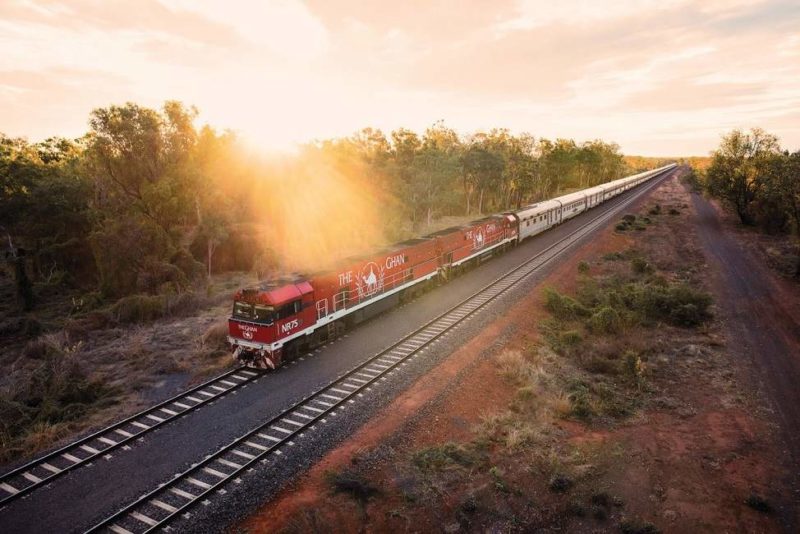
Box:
87 167 675 534
0 366 262 506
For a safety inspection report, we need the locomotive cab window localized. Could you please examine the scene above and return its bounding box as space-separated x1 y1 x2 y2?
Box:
254 305 275 323
233 301 253 320
276 300 301 319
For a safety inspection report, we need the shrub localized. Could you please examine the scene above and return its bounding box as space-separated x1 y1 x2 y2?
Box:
623 351 644 382
166 291 202 316
2 350 113 447
171 247 206 280
515 386 536 402
325 469 379 503
648 204 661 215
668 208 680 215
631 284 712 327
615 223 629 232
549 473 574 493
569 384 595 419
23 336 60 359
412 442 476 470
588 306 622 334
111 294 166 323
620 518 661 534
631 257 654 275
622 214 636 224
745 494 772 513
577 261 590 274
560 330 583 347
544 288 589 320
584 357 619 375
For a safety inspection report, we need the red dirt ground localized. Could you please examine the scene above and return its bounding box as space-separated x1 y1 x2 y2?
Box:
239 172 797 533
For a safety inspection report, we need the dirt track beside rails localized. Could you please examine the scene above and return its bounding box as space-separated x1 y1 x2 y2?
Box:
690 191 800 499
241 171 799 533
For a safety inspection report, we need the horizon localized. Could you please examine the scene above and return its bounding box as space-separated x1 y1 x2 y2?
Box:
1 0 799 157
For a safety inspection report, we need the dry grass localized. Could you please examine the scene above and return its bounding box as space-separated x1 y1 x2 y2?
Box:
202 320 229 350
496 349 549 386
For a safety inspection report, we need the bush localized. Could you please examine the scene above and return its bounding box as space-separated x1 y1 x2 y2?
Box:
745 494 772 513
171 248 206 280
631 258 654 275
622 214 636 224
632 284 712 327
577 261 590 274
549 473 574 493
569 383 595 419
584 357 618 375
111 294 166 323
560 330 583 347
544 288 589 321
165 291 202 316
1 350 113 448
588 306 622 334
648 204 661 215
325 470 379 503
623 351 645 385
620 518 661 534
668 208 680 215
412 442 476 471
615 222 629 231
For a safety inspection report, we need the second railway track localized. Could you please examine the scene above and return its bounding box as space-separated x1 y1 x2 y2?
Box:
0 366 262 507
87 168 674 534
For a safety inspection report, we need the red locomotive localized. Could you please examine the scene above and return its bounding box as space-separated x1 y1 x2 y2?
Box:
229 215 518 368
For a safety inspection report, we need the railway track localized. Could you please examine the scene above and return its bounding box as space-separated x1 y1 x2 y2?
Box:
0 366 262 507
88 168 674 534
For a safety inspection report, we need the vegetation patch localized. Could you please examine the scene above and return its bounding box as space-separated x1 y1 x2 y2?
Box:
412 442 479 471
0 344 116 461
325 469 380 503
745 494 772 514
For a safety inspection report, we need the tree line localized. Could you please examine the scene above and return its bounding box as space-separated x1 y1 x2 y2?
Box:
701 128 800 276
1 101 655 308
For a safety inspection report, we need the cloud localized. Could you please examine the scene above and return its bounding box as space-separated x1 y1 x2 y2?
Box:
0 0 243 47
0 0 797 155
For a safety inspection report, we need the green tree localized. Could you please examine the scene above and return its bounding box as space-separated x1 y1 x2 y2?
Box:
460 141 505 215
706 128 781 225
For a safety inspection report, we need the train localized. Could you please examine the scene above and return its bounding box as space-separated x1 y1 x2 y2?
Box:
228 163 676 368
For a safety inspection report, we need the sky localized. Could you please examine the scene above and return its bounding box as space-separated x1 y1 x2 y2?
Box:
0 0 798 156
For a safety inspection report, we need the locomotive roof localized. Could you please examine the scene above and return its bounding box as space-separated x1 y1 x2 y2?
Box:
254 272 307 289
424 226 462 237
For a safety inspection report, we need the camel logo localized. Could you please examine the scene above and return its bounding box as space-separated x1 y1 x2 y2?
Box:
240 324 257 340
356 262 385 299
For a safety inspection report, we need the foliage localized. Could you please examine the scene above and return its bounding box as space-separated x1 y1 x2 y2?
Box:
412 442 478 471
0 346 113 454
324 469 380 503
0 100 654 314
704 129 800 275
745 494 772 513
705 128 781 226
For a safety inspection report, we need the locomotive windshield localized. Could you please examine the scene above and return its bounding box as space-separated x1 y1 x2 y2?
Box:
232 301 275 324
